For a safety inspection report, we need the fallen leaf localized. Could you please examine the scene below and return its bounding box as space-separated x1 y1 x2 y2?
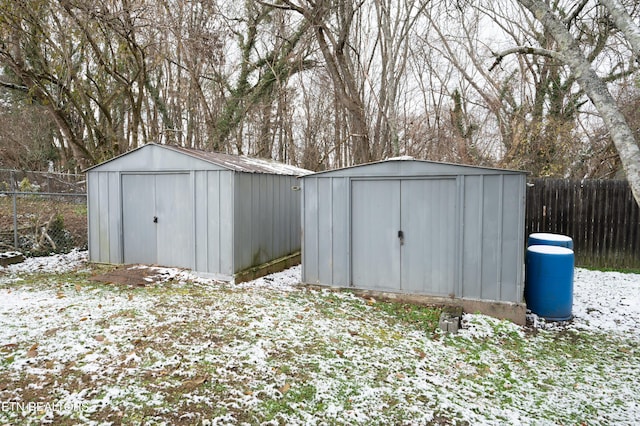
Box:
79 317 88 322
26 350 38 358
2 343 18 351
244 390 253 395
336 349 344 357
396 373 405 380
182 376 208 388
295 314 304 320
94 335 105 342
75 284 82 292
191 376 207 385
56 292 65 299
45 360 55 369
98 304 102 309
415 349 426 359
329 337 340 344
29 343 39 352
45 327 63 337
128 294 133 301
279 383 291 394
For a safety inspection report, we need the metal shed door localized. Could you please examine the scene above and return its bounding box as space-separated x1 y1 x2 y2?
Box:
351 180 401 290
400 179 456 296
351 179 456 295
122 174 157 264
122 173 193 268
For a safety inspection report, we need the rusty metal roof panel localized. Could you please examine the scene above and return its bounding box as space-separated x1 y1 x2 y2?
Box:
163 144 311 176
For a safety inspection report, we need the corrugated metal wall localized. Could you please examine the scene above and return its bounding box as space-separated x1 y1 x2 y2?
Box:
234 173 301 272
194 170 234 276
301 161 526 304
88 171 123 264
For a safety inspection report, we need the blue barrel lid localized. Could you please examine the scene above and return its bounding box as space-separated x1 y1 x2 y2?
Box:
527 244 574 255
529 233 573 243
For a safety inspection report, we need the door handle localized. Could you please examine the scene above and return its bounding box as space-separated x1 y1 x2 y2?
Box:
398 230 404 246
153 216 158 223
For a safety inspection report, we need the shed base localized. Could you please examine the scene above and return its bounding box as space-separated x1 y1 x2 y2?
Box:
234 252 301 284
303 285 526 326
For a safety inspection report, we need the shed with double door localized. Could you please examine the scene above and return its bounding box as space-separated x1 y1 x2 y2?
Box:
300 158 527 313
86 143 308 280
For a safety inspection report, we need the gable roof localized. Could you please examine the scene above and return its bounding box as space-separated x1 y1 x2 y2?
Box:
300 156 526 178
85 143 311 176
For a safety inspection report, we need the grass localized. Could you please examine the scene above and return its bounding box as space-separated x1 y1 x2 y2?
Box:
1 265 639 425
580 265 640 274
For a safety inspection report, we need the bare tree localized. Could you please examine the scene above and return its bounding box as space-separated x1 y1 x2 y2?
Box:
507 0 640 206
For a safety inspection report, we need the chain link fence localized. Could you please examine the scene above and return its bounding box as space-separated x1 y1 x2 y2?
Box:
0 169 87 257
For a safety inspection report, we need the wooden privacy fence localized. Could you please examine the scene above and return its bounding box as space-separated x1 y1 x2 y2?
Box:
525 178 640 269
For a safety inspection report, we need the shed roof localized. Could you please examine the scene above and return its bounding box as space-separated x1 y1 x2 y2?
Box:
85 143 311 176
300 156 526 178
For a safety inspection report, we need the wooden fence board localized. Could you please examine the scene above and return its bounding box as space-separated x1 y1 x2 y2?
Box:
526 179 640 269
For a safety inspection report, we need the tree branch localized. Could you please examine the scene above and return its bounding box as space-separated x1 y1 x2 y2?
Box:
489 46 562 71
0 80 28 92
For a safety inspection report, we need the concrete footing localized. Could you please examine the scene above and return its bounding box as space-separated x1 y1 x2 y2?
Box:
302 285 527 326
234 252 301 284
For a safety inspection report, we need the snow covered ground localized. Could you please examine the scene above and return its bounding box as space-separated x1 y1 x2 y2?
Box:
1 251 639 425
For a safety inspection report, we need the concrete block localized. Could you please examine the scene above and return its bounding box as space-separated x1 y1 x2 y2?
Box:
439 311 461 334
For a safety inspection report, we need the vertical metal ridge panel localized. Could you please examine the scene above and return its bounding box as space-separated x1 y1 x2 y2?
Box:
87 173 100 262
194 171 208 272
331 177 349 286
97 172 111 262
496 174 505 301
481 175 500 301
456 176 465 298
462 175 483 299
220 171 233 275
233 173 252 272
318 179 332 285
108 172 122 263
302 177 319 283
300 177 306 282
275 177 284 257
499 174 524 302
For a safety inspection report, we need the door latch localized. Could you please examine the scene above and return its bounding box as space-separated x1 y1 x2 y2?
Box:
398 230 404 246
153 216 158 223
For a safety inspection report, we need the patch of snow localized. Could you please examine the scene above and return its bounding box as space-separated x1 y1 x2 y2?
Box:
0 249 87 275
1 252 640 424
385 155 415 161
527 245 574 255
529 232 573 242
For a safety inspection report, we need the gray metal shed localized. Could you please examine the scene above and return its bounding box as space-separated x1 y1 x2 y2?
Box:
300 158 527 317
86 143 308 280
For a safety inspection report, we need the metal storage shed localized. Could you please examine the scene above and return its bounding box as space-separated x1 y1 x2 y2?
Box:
300 158 527 322
86 143 308 281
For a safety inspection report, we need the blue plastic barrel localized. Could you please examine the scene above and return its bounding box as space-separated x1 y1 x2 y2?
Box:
525 245 574 321
528 232 574 250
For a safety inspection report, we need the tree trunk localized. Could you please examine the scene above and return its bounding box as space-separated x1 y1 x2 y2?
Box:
599 0 640 58
517 0 640 207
